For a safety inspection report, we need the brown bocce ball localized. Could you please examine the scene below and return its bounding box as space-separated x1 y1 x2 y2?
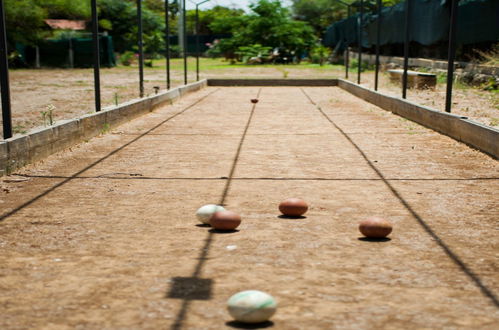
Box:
210 211 241 230
359 217 393 238
251 99 259 104
279 198 309 217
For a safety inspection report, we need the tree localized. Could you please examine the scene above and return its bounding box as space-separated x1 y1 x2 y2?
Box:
98 0 165 54
292 0 403 36
5 0 48 46
211 0 316 61
33 0 90 20
186 6 245 35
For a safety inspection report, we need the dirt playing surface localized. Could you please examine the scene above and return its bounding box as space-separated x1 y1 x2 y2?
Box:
1 86 498 329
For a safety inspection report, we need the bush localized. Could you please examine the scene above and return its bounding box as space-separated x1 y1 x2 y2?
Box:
235 44 272 64
349 59 372 72
309 45 331 66
119 51 135 66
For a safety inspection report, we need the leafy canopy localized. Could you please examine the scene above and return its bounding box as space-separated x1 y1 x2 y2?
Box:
213 0 317 60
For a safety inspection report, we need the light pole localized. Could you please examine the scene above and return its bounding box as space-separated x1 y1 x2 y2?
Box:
189 0 210 81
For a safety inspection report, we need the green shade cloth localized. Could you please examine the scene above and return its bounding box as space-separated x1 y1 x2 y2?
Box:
324 0 499 50
19 35 116 68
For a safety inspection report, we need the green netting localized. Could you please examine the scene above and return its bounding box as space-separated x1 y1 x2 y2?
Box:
324 0 499 50
20 36 116 68
458 0 499 44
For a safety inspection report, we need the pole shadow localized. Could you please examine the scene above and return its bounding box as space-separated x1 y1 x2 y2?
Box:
168 88 262 330
0 89 219 223
301 87 499 308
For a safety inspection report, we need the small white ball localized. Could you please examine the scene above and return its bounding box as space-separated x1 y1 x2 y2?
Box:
227 290 277 323
195 204 225 224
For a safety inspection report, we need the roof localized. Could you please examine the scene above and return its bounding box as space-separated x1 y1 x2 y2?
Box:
44 19 86 30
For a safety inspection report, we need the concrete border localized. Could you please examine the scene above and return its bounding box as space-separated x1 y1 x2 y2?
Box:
0 79 207 176
336 79 498 159
208 79 338 86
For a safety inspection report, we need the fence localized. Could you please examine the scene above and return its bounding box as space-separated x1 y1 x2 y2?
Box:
17 36 116 68
0 0 209 140
322 0 493 113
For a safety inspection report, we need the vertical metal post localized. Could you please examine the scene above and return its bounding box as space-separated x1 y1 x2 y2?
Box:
445 0 458 113
196 5 200 81
374 0 381 91
344 46 349 79
183 0 187 85
402 0 412 99
137 0 144 97
357 0 363 84
165 0 171 89
0 0 12 139
345 5 351 79
91 0 101 112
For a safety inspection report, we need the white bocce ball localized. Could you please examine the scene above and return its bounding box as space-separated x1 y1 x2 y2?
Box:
195 204 225 224
227 290 277 323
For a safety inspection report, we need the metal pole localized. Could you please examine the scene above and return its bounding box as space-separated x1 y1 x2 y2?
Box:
0 0 12 139
346 6 351 79
374 0 381 91
165 0 171 89
402 0 412 99
445 0 458 113
183 0 187 85
91 0 101 112
357 0 363 84
137 0 144 97
196 5 199 81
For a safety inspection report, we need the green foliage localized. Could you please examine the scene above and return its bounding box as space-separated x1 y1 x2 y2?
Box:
34 0 90 20
235 44 272 64
309 44 331 65
5 0 48 46
98 0 165 54
291 0 403 35
119 51 135 66
349 59 371 72
213 0 316 62
189 6 245 35
41 104 55 126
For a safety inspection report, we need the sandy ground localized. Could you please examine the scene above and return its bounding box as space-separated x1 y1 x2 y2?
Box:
1 86 498 329
1 60 497 137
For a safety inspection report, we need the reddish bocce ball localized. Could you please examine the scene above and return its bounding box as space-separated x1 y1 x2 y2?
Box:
250 99 259 104
359 217 393 238
210 211 241 231
279 198 309 217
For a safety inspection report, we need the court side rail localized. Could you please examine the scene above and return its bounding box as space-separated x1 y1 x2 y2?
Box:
207 78 497 159
336 79 498 159
0 80 208 177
